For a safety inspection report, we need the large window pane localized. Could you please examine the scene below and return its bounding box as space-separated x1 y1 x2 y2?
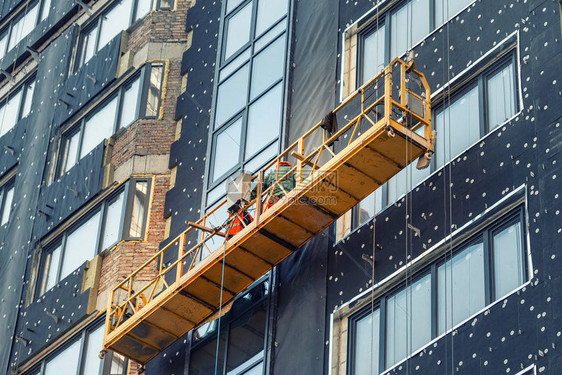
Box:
145 65 163 117
119 77 141 128
63 131 81 173
224 3 252 60
435 0 473 27
215 64 249 128
44 340 81 375
437 242 485 334
98 0 133 48
245 84 282 159
60 211 101 280
386 274 431 368
40 245 61 294
1 186 14 225
487 63 516 130
250 35 285 99
362 26 386 84
391 0 430 58
435 85 480 169
0 32 8 60
388 163 430 204
102 192 125 249
493 221 525 299
83 326 104 375
255 0 288 36
81 25 99 65
213 118 242 181
135 0 152 22
8 4 39 51
81 97 118 158
21 80 36 119
129 181 149 238
226 304 267 372
41 0 52 21
1 89 23 136
354 309 380 375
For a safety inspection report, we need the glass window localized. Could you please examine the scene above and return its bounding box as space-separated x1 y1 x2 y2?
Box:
0 89 23 137
245 83 282 159
353 309 380 375
135 0 153 21
385 274 431 368
129 181 149 238
83 326 104 375
21 80 36 119
215 64 250 128
39 244 61 295
60 211 102 280
1 185 14 225
437 242 485 334
81 24 99 66
250 35 285 99
62 131 81 173
81 97 118 158
98 0 133 49
362 26 386 84
8 3 39 51
41 0 52 21
0 32 8 60
44 340 81 375
213 118 242 181
156 0 174 10
255 0 288 36
435 85 480 169
435 0 473 27
493 221 525 299
390 0 430 58
487 63 516 130
227 0 244 13
226 305 266 372
145 65 163 118
224 2 253 60
102 192 125 249
119 77 141 128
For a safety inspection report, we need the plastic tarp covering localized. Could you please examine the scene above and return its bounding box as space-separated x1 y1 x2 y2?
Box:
286 0 338 154
273 1 338 374
0 26 75 374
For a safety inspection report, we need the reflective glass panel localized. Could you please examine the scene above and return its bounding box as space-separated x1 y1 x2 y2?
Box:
60 211 101 280
357 189 382 227
438 242 485 334
119 76 141 128
390 0 430 58
129 181 149 238
493 221 525 299
63 131 81 173
354 308 380 375
1 185 14 225
226 304 266 372
1 89 23 136
487 63 516 131
362 26 386 84
81 97 118 158
387 163 429 204
44 340 81 375
0 31 8 60
213 118 242 181
227 0 244 14
109 353 127 375
41 0 52 21
224 2 252 60
245 83 282 159
8 4 39 51
98 0 133 49
220 47 251 82
255 0 287 36
102 191 125 249
135 0 152 21
215 64 249 128
83 326 104 375
386 274 431 368
146 65 163 117
40 244 61 294
435 85 480 168
81 24 99 65
250 35 285 99
21 80 35 118
254 19 286 52
436 0 473 27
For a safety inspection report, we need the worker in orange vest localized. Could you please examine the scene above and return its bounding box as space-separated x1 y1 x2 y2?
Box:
226 199 253 240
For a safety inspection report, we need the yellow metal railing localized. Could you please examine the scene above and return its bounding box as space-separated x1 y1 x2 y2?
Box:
104 58 432 339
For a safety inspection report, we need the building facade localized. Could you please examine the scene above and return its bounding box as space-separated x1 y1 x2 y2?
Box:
1 0 561 374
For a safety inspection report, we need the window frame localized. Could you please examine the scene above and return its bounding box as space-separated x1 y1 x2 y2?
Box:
0 175 16 226
54 64 161 178
0 0 49 60
37 177 152 296
0 73 37 137
206 0 290 209
346 205 527 373
24 319 128 375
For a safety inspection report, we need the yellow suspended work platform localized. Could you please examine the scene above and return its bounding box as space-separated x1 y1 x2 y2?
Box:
101 58 434 364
